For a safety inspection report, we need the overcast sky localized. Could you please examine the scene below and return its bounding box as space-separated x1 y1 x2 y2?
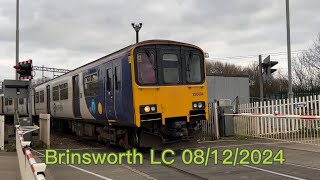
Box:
0 0 320 81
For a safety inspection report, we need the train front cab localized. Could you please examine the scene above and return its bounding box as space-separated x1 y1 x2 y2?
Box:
130 42 208 145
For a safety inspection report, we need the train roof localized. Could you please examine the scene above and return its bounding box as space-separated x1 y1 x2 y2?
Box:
34 39 202 87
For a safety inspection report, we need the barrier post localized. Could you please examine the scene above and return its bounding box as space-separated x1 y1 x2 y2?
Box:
39 114 50 148
0 115 4 150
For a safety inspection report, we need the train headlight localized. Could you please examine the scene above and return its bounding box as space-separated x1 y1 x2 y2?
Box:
151 106 156 112
192 102 205 109
193 103 198 108
144 106 151 113
140 104 157 114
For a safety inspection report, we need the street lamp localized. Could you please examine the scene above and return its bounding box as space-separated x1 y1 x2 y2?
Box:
131 23 142 43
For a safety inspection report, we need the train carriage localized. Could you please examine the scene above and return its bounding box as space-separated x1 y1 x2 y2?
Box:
0 94 3 115
2 40 209 148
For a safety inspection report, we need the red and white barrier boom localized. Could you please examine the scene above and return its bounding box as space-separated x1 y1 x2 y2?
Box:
16 125 46 180
225 113 320 120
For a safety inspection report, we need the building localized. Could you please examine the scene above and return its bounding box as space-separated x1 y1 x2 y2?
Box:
206 75 250 105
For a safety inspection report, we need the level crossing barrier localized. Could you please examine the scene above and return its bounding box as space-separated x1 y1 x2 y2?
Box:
16 125 47 180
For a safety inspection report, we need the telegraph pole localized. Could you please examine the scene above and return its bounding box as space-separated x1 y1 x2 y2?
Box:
286 0 293 100
14 0 19 124
131 23 142 43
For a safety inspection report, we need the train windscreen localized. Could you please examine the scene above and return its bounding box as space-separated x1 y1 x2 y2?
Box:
134 45 205 86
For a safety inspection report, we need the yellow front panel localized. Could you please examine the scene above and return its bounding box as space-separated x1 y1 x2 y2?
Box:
129 41 209 127
132 84 208 127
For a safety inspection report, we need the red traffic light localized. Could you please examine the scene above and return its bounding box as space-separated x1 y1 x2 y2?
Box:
14 59 33 80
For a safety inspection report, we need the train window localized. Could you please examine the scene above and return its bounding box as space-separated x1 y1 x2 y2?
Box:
115 66 121 90
7 98 13 106
84 74 98 97
106 69 112 91
60 83 68 100
19 98 24 104
162 53 180 84
40 90 45 103
53 86 60 101
35 92 39 103
136 52 156 84
186 54 202 83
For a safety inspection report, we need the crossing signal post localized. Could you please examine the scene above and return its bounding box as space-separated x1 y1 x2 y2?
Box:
262 55 278 79
13 59 33 119
14 59 33 80
259 55 278 102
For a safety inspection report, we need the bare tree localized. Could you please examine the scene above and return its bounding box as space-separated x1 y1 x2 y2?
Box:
292 33 320 89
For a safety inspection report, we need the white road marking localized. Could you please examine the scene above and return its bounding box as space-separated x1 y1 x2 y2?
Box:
121 164 158 180
210 141 291 148
285 162 320 171
185 141 291 150
243 165 307 180
30 148 113 180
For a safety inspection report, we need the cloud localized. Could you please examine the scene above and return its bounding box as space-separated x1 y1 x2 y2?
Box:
0 0 319 81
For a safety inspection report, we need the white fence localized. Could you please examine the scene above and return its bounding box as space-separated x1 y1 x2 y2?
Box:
232 95 320 146
16 125 47 180
201 102 219 140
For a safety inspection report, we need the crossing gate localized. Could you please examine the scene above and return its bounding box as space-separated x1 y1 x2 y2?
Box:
201 102 219 140
16 125 47 180
226 96 320 146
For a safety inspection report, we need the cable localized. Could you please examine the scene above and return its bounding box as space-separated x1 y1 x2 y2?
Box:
211 49 315 60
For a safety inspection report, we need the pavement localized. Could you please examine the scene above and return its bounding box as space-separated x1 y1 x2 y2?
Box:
0 152 21 180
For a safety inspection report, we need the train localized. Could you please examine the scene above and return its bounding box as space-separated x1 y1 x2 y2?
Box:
0 40 208 148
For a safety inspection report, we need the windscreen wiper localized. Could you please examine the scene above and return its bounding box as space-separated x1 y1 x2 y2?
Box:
145 50 156 70
187 52 194 71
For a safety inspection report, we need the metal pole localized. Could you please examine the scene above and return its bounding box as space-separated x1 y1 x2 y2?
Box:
14 0 19 125
29 80 32 119
16 0 19 80
136 31 139 43
42 65 44 80
259 55 264 102
286 0 293 100
132 23 142 44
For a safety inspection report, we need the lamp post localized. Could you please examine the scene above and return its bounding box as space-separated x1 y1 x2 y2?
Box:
131 23 142 43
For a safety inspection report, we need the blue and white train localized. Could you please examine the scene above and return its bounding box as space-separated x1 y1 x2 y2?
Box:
0 40 209 148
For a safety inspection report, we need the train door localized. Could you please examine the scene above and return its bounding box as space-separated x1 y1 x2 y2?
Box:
73 75 81 118
1 97 3 114
46 85 51 114
105 64 116 120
